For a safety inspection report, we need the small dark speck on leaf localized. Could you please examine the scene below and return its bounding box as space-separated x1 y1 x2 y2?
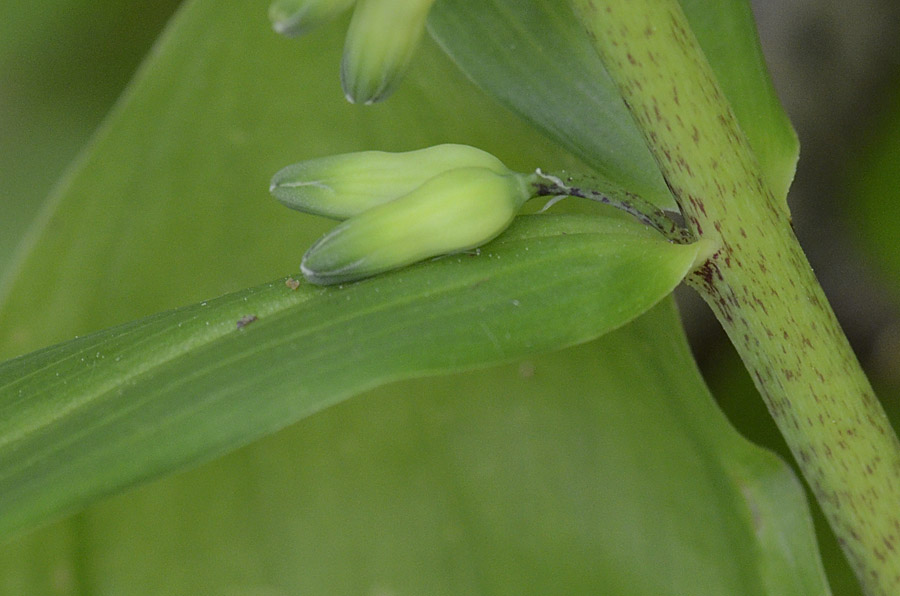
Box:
237 315 258 329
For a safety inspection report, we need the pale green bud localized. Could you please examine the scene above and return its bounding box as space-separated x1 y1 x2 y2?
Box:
269 0 356 37
270 144 508 220
301 167 535 285
341 0 436 104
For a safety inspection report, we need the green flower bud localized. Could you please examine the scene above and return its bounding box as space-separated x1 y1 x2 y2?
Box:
301 167 535 285
268 0 356 37
341 0 436 104
270 144 508 220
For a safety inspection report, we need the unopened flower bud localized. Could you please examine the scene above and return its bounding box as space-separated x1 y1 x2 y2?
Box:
269 0 356 37
270 144 508 220
341 0 436 104
301 167 535 285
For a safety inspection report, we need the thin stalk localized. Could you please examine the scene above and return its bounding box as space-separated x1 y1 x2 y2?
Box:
569 1 900 594
531 169 693 244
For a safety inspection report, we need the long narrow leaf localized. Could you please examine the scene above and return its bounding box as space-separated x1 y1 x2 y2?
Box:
0 214 702 540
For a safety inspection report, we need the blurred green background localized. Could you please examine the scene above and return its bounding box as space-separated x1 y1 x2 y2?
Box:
1 0 899 594
0 0 183 273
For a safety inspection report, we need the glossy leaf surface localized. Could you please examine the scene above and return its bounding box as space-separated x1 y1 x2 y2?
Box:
0 302 829 596
0 0 827 593
428 0 798 207
0 214 703 539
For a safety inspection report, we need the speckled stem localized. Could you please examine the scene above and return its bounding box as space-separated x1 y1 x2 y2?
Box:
570 1 900 594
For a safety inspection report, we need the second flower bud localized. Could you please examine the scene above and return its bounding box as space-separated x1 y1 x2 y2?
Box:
270 144 508 220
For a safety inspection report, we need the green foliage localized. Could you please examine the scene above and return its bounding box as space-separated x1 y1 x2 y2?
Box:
428 0 798 209
0 0 850 594
1 303 829 595
0 0 181 273
0 213 702 540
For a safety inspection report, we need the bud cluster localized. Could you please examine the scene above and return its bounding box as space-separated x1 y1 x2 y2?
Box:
270 0 436 105
270 145 538 285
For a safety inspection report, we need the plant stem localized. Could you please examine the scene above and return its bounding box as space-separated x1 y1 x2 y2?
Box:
570 1 900 594
530 169 693 243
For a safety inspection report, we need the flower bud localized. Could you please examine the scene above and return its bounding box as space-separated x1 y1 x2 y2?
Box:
301 167 535 285
270 144 508 220
341 0 436 104
268 0 356 37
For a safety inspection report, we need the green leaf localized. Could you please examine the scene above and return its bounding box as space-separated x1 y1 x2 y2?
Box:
427 0 798 207
0 0 827 593
0 0 579 359
0 302 829 596
0 213 702 540
427 0 676 210
679 0 799 204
